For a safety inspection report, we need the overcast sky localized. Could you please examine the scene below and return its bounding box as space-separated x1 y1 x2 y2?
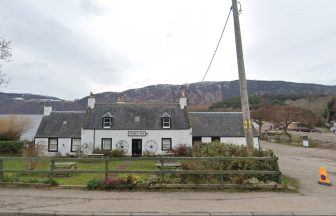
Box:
0 0 335 99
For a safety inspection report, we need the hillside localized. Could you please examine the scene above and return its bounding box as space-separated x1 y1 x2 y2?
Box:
1 80 335 114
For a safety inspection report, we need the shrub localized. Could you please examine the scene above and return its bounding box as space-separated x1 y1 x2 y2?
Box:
87 178 104 190
92 148 103 154
0 116 31 141
42 178 59 186
103 177 127 189
87 175 139 190
109 149 125 157
137 175 179 186
22 142 45 169
143 150 155 157
180 142 279 184
92 148 125 157
171 144 192 156
0 141 24 155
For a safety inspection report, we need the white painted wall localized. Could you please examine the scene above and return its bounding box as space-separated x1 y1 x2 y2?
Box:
35 137 82 156
83 129 192 156
81 129 95 154
201 137 212 143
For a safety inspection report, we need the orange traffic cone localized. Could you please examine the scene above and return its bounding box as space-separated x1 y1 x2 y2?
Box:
318 167 332 186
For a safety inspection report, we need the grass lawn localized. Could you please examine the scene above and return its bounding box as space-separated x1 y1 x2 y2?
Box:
2 159 157 185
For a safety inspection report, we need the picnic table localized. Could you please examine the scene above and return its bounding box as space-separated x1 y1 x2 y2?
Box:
50 162 77 177
155 159 181 170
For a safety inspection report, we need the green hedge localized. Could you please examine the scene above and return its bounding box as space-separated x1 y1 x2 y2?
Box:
0 141 24 155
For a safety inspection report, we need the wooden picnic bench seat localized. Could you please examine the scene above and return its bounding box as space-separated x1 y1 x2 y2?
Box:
155 161 181 170
50 162 77 177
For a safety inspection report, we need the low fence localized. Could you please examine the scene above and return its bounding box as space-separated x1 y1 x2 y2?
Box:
0 156 282 185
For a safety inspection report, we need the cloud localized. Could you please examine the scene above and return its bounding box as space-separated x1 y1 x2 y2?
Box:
0 0 335 99
80 0 108 15
0 0 129 98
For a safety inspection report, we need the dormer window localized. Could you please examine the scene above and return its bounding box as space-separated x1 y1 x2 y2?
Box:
162 117 171 128
161 112 172 129
102 112 113 129
103 117 112 128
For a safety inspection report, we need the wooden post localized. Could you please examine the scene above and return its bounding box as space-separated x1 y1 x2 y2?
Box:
0 159 3 182
50 159 55 181
273 157 282 184
104 158 109 181
231 0 255 155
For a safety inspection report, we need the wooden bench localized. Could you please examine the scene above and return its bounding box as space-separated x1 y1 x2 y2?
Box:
155 161 181 170
50 162 77 177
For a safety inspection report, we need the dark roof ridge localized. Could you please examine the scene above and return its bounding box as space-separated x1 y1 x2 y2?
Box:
51 111 86 113
188 112 243 114
94 102 180 106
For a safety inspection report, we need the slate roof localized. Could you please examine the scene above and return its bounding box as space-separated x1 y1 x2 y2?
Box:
83 103 191 130
35 111 85 138
189 112 258 137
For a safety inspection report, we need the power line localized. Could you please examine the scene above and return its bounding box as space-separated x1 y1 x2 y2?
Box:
201 7 232 82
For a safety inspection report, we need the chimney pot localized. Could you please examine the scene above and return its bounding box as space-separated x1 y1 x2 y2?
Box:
117 95 125 104
88 92 95 109
43 106 52 116
179 90 187 109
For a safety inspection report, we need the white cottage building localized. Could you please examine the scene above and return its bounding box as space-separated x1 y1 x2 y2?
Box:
34 94 259 156
81 101 192 156
189 112 259 148
34 110 86 157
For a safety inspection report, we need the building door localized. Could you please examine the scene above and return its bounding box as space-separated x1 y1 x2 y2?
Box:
132 139 142 157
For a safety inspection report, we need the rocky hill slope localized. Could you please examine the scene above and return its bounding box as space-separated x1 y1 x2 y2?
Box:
1 80 335 114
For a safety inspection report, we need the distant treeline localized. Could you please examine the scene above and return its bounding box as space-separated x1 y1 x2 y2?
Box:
209 94 336 124
210 94 325 110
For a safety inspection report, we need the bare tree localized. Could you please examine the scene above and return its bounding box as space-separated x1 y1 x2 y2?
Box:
251 107 272 135
0 37 12 86
268 105 317 138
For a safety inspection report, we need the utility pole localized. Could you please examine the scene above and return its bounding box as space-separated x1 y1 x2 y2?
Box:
231 0 254 155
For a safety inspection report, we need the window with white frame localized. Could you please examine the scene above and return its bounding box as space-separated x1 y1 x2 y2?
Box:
101 138 112 151
71 138 81 152
162 138 172 151
162 117 171 128
102 117 112 128
48 138 58 152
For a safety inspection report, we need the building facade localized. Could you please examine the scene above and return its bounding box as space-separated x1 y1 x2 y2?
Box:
34 94 260 156
81 101 192 156
189 112 259 149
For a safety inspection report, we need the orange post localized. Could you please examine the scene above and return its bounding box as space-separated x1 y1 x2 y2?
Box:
318 167 332 186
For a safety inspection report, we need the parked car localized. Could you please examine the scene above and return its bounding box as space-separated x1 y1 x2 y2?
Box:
291 127 315 132
330 123 336 133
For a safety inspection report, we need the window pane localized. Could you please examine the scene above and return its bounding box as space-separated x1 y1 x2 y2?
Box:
102 139 112 150
49 139 58 151
162 118 171 128
162 138 171 150
72 138 81 151
103 118 112 128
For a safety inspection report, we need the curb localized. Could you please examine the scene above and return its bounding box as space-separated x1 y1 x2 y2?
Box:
2 211 335 216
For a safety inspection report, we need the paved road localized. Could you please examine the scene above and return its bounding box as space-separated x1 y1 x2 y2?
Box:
0 188 336 215
0 142 336 215
261 141 336 196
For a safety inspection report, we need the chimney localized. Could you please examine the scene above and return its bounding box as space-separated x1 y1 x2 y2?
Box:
88 92 95 109
117 95 125 104
43 106 52 116
179 90 187 109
